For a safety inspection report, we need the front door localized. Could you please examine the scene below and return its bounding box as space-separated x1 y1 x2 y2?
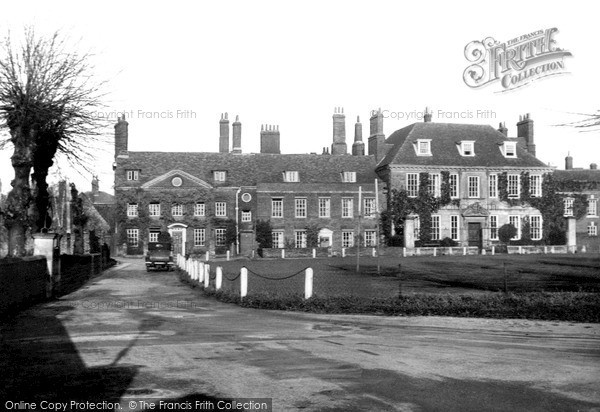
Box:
468 223 482 249
171 230 183 256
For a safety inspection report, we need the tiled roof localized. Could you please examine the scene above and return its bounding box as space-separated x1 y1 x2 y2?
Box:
119 152 378 187
84 191 115 204
554 169 600 183
379 122 550 168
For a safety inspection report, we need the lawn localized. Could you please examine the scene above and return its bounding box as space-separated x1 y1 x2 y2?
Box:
214 254 600 298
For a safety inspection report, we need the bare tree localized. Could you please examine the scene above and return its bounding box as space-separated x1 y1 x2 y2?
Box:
0 28 107 256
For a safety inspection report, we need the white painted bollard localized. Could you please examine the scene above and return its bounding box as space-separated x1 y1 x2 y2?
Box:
312 248 316 258
205 251 210 261
372 248 376 257
551 246 555 254
492 246 495 255
544 246 547 254
304 268 313 299
342 248 346 258
204 264 210 288
403 247 406 257
482 249 486 255
463 247 467 256
226 250 230 261
191 260 197 280
449 247 453 256
416 248 421 256
433 248 437 257
240 267 248 298
519 246 523 255
216 266 223 290
282 249 285 259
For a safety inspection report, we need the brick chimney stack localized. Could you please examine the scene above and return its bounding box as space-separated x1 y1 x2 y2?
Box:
517 113 535 157
114 113 129 158
368 108 386 161
352 116 365 156
331 107 347 155
498 122 508 136
424 107 432 123
219 113 230 153
232 115 242 154
260 124 281 154
565 152 573 170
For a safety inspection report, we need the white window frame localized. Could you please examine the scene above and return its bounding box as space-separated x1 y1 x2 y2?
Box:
416 139 432 156
507 174 520 198
407 173 419 198
126 228 139 246
342 198 354 218
449 173 459 199
509 215 521 240
295 198 307 218
460 141 475 156
149 203 161 217
564 198 574 217
490 215 498 240
489 174 498 198
214 171 227 182
241 210 252 222
272 231 284 248
171 203 183 217
194 202 205 217
342 231 354 248
149 231 159 243
284 171 299 182
342 171 356 183
451 215 459 241
215 202 227 217
272 198 283 218
431 215 440 241
126 170 139 181
215 228 227 246
468 176 480 198
428 173 441 197
588 196 597 217
364 230 377 247
530 215 542 241
530 174 542 198
294 230 307 248
588 221 598 237
363 197 376 218
318 197 331 218
194 228 205 246
127 203 138 217
504 142 517 158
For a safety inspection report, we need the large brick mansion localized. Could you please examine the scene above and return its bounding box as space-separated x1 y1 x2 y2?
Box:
112 108 599 255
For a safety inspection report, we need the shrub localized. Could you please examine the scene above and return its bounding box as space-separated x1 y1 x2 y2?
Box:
498 224 518 244
440 237 458 247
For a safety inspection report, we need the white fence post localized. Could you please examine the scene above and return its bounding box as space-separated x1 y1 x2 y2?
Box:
481 248 486 255
304 268 313 299
492 246 495 255
463 247 467 256
372 248 376 257
198 262 205 282
226 250 230 261
403 247 406 257
433 248 437 257
240 267 248 298
191 260 197 280
312 248 316 258
204 264 210 288
205 251 210 261
216 266 223 290
342 248 346 258
282 249 285 259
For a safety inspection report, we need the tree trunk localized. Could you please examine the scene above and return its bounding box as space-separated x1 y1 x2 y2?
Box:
4 126 35 257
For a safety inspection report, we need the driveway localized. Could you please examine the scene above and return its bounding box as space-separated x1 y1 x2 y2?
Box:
1 258 599 411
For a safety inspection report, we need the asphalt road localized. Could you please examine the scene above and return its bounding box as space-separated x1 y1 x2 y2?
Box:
1 258 599 412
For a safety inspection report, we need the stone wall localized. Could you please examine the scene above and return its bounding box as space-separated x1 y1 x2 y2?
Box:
0 256 48 315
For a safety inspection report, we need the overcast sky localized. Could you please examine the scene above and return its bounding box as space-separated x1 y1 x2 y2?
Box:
1 0 599 194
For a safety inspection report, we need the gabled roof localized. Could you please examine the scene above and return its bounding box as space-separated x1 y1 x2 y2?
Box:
379 122 549 169
84 190 115 204
119 152 378 187
141 169 213 189
554 169 600 183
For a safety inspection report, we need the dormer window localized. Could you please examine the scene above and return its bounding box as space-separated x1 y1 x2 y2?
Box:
342 171 356 183
284 171 299 182
213 171 227 182
416 139 432 156
503 142 517 158
460 141 475 156
126 170 139 181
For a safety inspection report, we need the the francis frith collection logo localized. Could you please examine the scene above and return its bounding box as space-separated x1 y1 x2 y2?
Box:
463 28 572 91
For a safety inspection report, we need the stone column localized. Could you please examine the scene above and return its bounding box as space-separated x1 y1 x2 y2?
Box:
33 232 61 297
566 217 577 253
404 215 417 249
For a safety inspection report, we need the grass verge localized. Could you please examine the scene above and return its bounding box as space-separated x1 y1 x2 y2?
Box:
178 270 600 323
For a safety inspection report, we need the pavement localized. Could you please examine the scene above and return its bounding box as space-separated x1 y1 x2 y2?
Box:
1 257 599 412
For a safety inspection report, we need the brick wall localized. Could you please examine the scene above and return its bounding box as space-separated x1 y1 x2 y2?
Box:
0 257 48 315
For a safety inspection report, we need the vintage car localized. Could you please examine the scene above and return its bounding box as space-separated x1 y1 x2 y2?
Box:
145 242 175 272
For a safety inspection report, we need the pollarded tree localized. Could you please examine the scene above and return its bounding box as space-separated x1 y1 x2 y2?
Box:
0 28 107 256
